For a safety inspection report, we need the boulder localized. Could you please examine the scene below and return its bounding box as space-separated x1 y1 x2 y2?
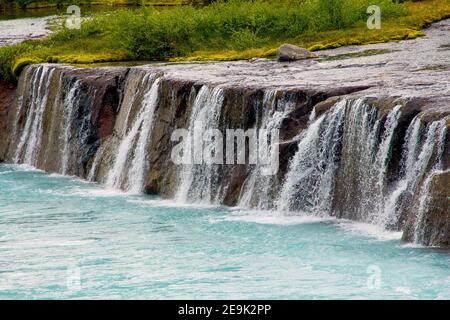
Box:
276 44 317 62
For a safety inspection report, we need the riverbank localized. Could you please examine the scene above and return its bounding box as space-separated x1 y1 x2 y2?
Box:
1 0 449 81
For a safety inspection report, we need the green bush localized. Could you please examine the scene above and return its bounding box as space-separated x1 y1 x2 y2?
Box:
107 0 406 56
0 42 36 81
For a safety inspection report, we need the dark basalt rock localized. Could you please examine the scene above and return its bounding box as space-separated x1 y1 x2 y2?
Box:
0 80 16 161
65 67 128 142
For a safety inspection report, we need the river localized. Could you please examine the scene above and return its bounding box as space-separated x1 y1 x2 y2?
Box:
1 164 449 299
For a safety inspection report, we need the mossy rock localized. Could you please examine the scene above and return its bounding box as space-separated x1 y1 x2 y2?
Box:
308 44 327 52
53 53 128 64
308 42 342 52
406 30 425 39
263 48 277 57
11 57 43 79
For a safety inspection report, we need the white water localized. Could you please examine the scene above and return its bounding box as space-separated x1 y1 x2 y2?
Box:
370 105 402 225
61 80 82 175
412 119 448 244
105 76 161 193
275 99 407 229
87 148 103 182
14 65 55 165
238 90 283 209
175 85 225 204
276 99 347 214
382 116 444 230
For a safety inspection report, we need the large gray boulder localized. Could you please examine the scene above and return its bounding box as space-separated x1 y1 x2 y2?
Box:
276 44 317 62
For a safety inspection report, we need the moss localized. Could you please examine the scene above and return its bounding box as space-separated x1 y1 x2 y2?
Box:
50 52 129 64
406 30 425 39
12 57 43 78
416 64 450 71
171 47 277 62
319 49 396 62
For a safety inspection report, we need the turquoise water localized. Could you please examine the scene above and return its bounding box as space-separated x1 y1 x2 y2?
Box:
0 164 449 299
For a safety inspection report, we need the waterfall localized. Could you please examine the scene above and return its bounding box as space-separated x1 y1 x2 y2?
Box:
275 99 405 224
369 105 402 225
382 116 425 228
174 85 225 204
238 90 293 209
105 76 161 193
411 119 448 243
14 65 55 165
61 80 82 175
12 66 33 139
5 63 449 246
276 99 347 214
87 147 103 182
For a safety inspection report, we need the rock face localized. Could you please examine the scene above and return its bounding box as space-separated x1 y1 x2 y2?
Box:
276 44 317 62
0 80 16 161
4 65 127 177
402 170 450 246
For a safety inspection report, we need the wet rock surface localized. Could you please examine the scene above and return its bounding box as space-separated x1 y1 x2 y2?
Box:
0 80 16 161
5 66 127 177
402 170 450 246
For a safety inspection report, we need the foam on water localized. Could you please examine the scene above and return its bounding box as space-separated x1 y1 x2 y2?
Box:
220 210 332 225
336 220 403 241
128 198 220 209
66 186 129 198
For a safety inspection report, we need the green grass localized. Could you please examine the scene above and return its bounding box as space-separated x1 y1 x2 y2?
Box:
1 0 450 81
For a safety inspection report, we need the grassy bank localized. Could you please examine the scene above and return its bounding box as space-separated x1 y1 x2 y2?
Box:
1 0 450 81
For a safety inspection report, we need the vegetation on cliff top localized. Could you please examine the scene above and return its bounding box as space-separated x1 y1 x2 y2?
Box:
0 0 450 81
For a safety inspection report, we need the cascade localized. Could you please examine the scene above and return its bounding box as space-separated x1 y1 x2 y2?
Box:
14 65 55 165
175 85 225 204
60 80 82 175
411 119 448 243
105 75 161 193
238 90 293 209
276 99 347 214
